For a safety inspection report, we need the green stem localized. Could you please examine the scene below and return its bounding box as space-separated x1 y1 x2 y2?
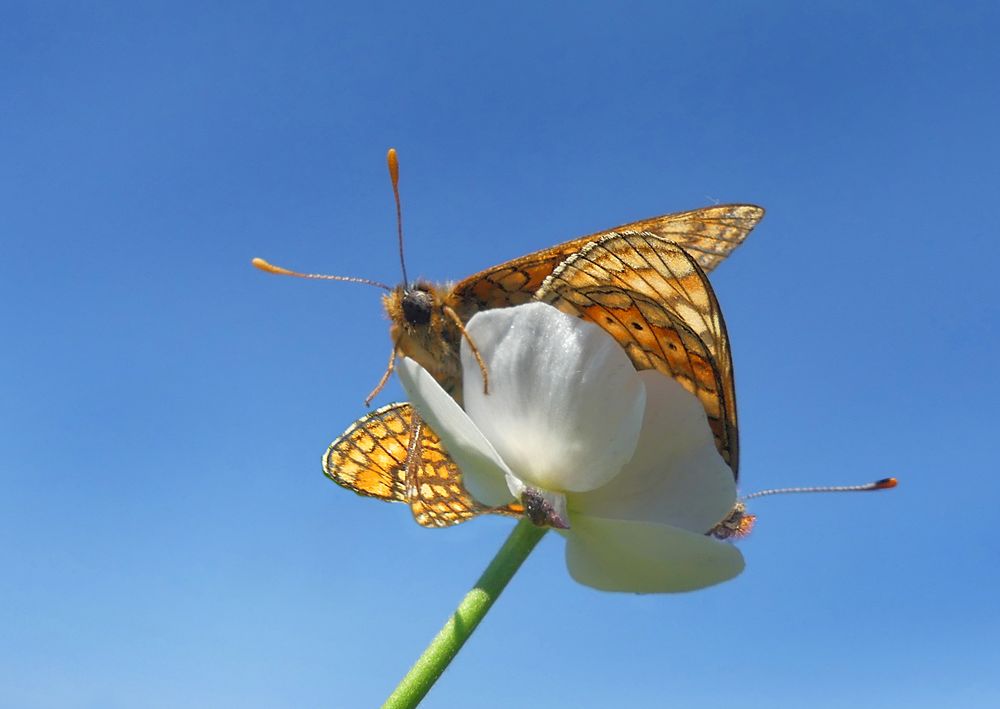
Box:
382 518 548 709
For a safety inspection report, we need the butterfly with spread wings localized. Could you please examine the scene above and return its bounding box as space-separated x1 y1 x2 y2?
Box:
323 219 756 527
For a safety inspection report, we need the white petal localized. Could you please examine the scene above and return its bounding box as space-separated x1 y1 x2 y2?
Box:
564 515 744 593
461 303 645 493
397 357 514 506
571 371 737 532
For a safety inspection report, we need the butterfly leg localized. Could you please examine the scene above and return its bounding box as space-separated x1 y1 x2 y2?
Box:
403 412 438 526
364 347 397 407
404 412 424 498
442 305 489 395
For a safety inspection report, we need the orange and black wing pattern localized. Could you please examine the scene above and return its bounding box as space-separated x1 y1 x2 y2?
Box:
323 402 522 527
535 232 739 478
448 204 763 316
586 204 764 273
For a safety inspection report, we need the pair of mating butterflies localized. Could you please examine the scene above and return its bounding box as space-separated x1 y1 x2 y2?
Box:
318 203 764 528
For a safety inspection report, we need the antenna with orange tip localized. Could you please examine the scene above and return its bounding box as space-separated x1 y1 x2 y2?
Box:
712 477 896 540
251 257 391 291
387 148 409 288
743 477 897 501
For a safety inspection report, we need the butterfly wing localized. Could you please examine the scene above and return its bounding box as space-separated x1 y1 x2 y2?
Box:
448 204 763 315
323 402 522 527
535 232 739 478
585 204 764 273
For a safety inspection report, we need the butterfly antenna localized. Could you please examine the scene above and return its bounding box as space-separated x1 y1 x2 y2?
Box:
251 258 391 291
742 477 897 501
387 148 409 288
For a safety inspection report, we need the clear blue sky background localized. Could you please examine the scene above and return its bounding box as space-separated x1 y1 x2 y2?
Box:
3 2 998 707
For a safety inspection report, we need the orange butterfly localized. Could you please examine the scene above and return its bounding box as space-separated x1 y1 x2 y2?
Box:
254 150 763 526
323 233 744 526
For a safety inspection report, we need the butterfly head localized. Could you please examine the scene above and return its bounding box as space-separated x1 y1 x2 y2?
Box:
400 284 434 326
382 281 462 392
384 281 442 332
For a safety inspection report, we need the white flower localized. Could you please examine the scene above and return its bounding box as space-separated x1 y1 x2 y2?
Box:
397 302 744 593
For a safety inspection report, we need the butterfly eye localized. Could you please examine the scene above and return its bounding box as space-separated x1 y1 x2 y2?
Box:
402 288 434 325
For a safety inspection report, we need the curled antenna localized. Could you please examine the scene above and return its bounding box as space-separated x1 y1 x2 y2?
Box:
387 148 408 288
743 477 897 501
251 257 391 291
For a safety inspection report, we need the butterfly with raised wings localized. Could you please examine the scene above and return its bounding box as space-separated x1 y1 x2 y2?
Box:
254 149 762 527
318 208 761 526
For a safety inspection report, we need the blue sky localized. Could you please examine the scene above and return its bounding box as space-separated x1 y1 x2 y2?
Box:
2 2 998 707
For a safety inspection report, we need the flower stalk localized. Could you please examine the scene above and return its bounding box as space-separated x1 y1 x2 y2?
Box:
382 519 548 709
